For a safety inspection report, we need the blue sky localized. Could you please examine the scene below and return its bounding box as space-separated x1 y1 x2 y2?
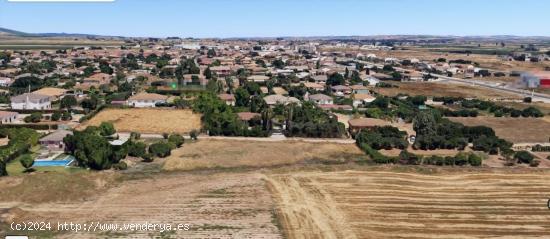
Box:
0 0 549 38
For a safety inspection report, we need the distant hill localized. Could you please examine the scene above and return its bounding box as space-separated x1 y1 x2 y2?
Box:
0 27 119 38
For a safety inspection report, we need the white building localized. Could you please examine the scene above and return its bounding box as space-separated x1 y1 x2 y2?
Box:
307 93 333 105
10 93 51 110
127 92 168 108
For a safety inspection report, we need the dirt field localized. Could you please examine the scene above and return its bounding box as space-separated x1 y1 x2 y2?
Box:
80 108 202 134
0 172 281 239
163 139 364 171
374 82 521 100
267 169 550 238
449 116 550 143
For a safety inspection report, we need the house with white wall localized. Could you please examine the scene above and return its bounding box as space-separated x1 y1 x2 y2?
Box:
10 93 51 110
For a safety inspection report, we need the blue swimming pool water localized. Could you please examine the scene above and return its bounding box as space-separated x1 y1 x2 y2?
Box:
34 160 72 167
34 155 75 167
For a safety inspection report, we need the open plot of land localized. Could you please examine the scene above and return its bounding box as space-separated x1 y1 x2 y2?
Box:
163 139 364 171
0 172 281 239
267 169 550 239
374 82 521 99
80 108 202 134
449 116 550 143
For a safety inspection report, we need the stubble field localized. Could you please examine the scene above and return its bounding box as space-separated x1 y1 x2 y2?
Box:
449 116 550 143
267 169 550 239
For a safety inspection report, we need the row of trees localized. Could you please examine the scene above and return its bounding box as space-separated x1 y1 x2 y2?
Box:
461 99 544 118
413 111 512 154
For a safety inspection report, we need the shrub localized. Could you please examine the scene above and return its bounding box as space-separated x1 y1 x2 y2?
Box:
130 132 141 140
128 141 146 157
468 153 483 166
168 134 184 148
19 154 34 172
162 133 169 139
61 111 72 121
190 130 198 140
51 112 61 121
113 161 128 170
142 153 154 162
514 151 534 164
148 142 172 158
24 112 42 123
99 122 116 136
530 160 540 167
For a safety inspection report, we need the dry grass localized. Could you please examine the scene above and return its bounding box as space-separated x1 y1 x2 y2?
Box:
0 172 281 238
81 108 202 134
163 139 364 171
449 116 550 143
374 82 521 99
0 171 114 204
267 169 550 239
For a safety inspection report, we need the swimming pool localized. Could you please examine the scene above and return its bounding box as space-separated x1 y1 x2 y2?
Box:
34 155 75 167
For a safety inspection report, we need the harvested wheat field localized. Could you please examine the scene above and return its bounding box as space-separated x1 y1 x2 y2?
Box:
449 116 550 143
163 139 364 171
81 108 202 134
0 172 281 239
267 169 550 239
374 82 521 100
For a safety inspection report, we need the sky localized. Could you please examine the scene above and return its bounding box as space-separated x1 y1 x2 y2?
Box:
0 0 549 38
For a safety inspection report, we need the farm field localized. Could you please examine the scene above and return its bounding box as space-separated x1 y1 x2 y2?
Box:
0 171 281 239
374 81 521 99
448 116 550 143
361 47 550 72
266 169 550 239
163 139 364 171
80 108 202 134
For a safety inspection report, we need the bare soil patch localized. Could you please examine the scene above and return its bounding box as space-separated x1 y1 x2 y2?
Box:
374 82 521 99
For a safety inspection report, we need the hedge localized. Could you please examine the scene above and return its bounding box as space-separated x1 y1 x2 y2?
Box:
0 124 58 130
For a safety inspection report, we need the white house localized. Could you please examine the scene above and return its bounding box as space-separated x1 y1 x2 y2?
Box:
127 92 168 108
307 93 333 105
10 93 51 110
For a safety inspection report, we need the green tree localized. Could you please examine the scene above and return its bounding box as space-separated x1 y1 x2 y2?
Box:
19 155 34 172
128 141 146 157
60 95 77 109
168 134 185 148
204 67 213 79
64 127 124 170
99 122 116 136
24 112 42 123
514 151 534 164
149 142 172 158
235 88 250 107
51 112 61 121
0 160 7 176
326 73 345 86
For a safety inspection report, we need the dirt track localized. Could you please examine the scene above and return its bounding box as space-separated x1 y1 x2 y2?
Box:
267 170 550 238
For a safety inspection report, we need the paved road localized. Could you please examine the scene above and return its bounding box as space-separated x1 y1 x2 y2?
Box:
361 61 550 103
430 73 550 103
